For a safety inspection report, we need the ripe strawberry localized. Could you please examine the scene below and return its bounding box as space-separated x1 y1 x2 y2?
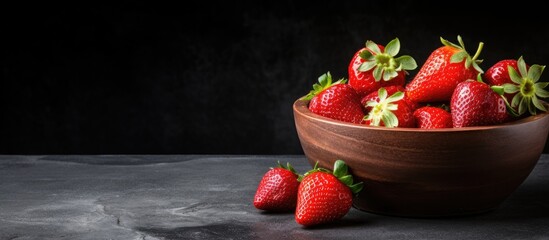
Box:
254 161 300 212
405 35 485 103
484 59 520 86
494 57 548 116
348 38 417 97
450 80 509 127
303 72 365 124
295 160 363 227
484 59 521 109
413 106 452 129
362 87 415 128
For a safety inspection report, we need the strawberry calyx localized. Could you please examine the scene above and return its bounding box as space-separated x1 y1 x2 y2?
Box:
502 56 549 116
273 160 301 178
300 160 363 194
357 38 417 82
441 35 484 73
364 87 404 128
301 72 346 101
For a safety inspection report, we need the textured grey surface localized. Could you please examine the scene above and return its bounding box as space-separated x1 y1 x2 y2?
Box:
1 155 548 240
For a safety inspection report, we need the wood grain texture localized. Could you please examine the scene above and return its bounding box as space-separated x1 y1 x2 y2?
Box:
293 98 549 217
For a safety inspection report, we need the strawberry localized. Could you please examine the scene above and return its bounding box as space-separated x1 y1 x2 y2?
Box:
450 80 509 127
348 38 417 98
484 58 521 109
413 106 452 129
484 59 520 86
496 57 548 116
254 161 300 212
362 87 415 128
295 160 363 227
302 72 365 124
405 35 485 103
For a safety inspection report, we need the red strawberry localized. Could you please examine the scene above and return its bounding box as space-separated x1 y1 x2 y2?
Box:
413 106 452 129
488 57 548 116
484 59 520 86
450 80 509 127
295 160 363 227
405 35 485 103
303 72 365 124
362 87 415 128
348 38 417 97
254 161 300 212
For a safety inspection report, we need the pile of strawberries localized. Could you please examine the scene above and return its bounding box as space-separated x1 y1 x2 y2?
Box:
254 160 363 227
304 36 548 128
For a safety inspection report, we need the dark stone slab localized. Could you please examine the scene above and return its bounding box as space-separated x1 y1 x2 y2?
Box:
1 155 548 239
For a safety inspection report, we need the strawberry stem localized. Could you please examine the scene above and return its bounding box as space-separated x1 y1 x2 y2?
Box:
471 42 484 62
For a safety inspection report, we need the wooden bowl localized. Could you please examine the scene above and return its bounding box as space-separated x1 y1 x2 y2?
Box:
293 98 549 217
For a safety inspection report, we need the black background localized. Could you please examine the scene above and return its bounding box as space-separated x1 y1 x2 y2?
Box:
2 1 549 154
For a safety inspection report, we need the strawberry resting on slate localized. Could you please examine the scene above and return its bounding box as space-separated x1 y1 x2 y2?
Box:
253 160 363 227
300 35 548 128
295 160 363 227
254 161 300 212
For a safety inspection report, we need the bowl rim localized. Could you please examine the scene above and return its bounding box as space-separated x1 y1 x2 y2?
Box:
293 97 549 132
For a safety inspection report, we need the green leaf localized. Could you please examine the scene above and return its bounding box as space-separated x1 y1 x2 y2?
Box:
450 51 467 63
358 61 377 72
366 101 378 107
457 35 465 49
527 64 545 83
511 93 522 108
368 114 381 126
333 160 348 178
477 73 484 82
440 36 461 49
518 56 528 78
382 110 398 128
366 40 381 54
373 66 383 82
385 38 400 57
518 96 528 115
396 55 417 70
338 175 353 186
536 88 549 98
378 87 388 101
528 98 536 115
359 50 374 60
349 182 364 194
464 57 472 69
501 96 519 117
382 69 398 81
473 62 484 74
503 83 519 94
318 72 330 86
532 95 547 112
386 91 404 103
334 78 347 85
535 82 549 89
386 103 398 111
491 85 504 95
508 67 523 84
